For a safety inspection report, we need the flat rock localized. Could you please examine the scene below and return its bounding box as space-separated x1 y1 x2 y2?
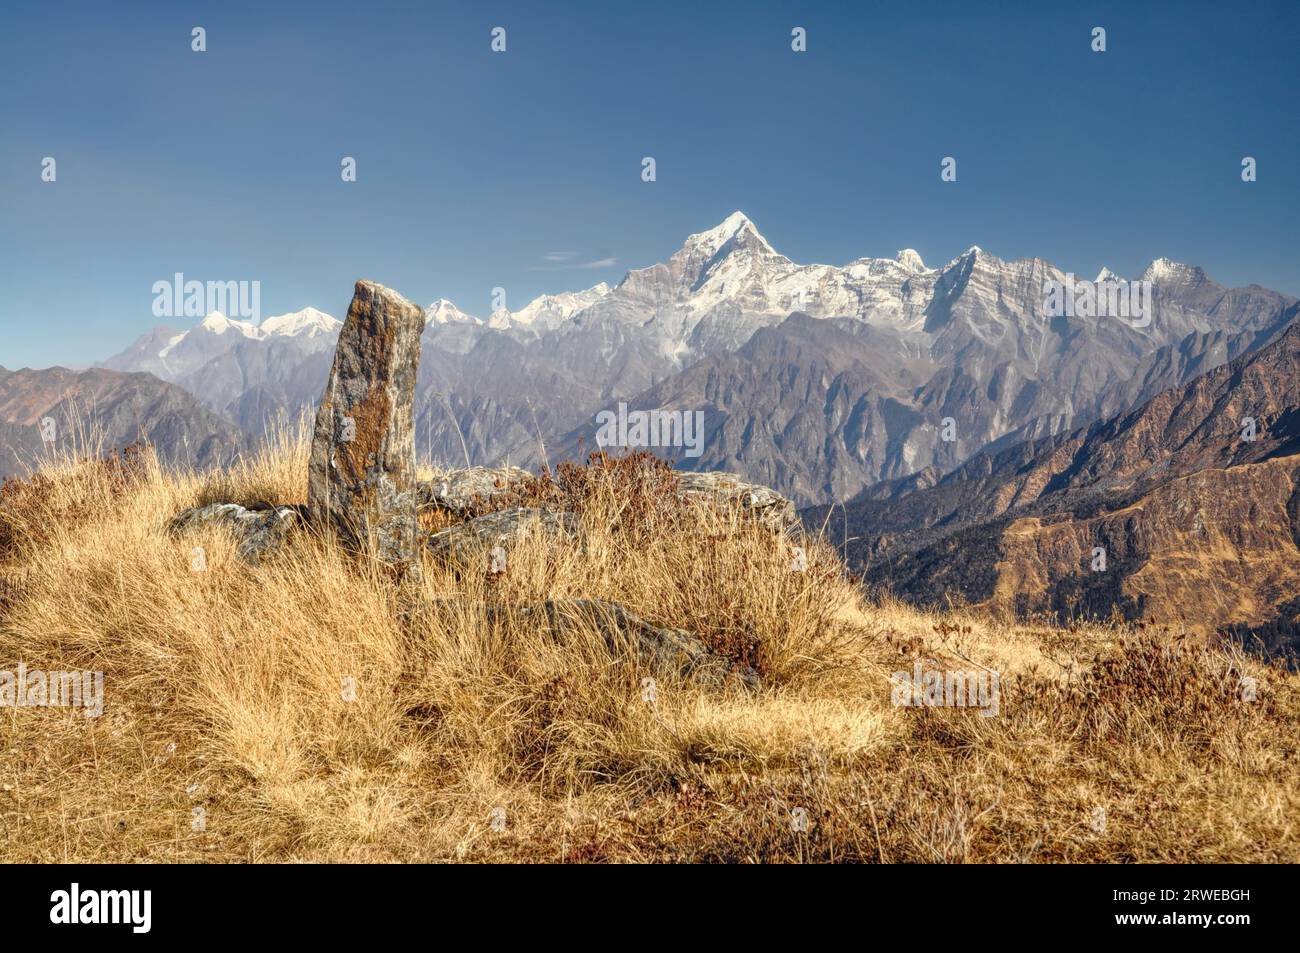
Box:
170 503 300 564
426 506 580 568
417 465 531 515
675 471 797 531
307 280 425 573
418 465 797 532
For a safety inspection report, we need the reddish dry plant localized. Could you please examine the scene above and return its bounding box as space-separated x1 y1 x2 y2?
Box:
500 450 686 535
1 441 153 559
1072 634 1270 738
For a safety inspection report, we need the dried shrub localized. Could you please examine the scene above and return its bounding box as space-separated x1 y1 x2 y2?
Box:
1069 634 1270 743
0 473 55 561
509 451 684 534
0 442 153 561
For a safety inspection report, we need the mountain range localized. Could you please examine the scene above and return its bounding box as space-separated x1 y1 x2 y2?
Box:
6 212 1300 646
0 366 247 479
805 316 1300 654
92 213 1299 507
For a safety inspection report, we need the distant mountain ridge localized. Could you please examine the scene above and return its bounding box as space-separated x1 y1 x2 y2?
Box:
0 366 248 479
97 213 1299 505
803 315 1300 652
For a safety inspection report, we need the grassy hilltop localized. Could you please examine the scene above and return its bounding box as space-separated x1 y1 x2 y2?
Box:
1 433 1297 863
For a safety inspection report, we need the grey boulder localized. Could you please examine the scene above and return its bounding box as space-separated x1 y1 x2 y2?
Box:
426 506 580 569
417 465 531 515
675 471 797 531
170 503 300 564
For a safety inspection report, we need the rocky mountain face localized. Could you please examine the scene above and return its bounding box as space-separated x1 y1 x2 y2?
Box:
0 366 248 479
98 214 1298 506
550 227 1296 503
804 320 1300 653
547 314 941 503
101 308 343 438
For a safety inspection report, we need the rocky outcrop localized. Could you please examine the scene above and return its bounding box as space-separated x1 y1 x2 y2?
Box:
426 507 580 569
170 502 301 564
412 465 797 540
307 280 425 572
676 471 798 531
417 465 531 515
413 465 797 530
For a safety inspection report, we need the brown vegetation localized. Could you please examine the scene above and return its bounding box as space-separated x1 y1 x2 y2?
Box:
0 434 1296 862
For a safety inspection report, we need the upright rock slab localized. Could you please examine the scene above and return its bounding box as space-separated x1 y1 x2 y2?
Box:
308 280 425 572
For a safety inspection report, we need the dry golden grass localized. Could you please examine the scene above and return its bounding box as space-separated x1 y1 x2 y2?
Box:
0 433 1297 863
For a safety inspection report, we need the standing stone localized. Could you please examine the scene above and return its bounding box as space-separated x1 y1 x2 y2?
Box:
308 280 425 573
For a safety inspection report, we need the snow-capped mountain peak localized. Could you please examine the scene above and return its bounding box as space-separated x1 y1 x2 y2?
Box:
681 211 776 258
895 249 928 273
422 282 613 334
510 282 613 328
260 307 340 337
152 308 338 364
1140 257 1208 285
94 210 1289 524
424 299 481 327
198 311 260 337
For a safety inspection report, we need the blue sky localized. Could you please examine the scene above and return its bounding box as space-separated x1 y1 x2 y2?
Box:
1 0 1297 368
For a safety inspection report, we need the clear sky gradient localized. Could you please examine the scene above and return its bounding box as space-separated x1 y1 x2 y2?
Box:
2 0 1297 368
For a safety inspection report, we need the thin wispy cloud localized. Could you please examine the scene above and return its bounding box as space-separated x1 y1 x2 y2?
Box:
528 256 618 272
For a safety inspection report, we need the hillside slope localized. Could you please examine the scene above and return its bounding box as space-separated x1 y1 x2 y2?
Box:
807 320 1300 648
0 443 1296 862
0 366 248 479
